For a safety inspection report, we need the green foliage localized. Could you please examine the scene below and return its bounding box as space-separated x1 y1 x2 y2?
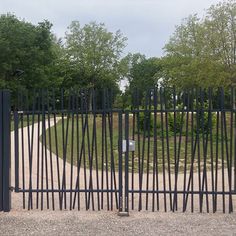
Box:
122 54 161 104
193 100 217 134
62 21 127 90
158 0 236 89
168 112 185 133
0 14 61 92
138 111 154 133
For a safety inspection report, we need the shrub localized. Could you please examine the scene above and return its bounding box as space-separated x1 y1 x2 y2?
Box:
168 112 185 133
138 111 154 133
192 100 216 134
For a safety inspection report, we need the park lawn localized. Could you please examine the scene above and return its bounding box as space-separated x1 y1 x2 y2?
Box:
44 112 234 173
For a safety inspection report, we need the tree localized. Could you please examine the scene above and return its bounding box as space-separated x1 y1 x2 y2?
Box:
0 14 61 92
121 53 161 106
159 0 236 89
62 21 127 91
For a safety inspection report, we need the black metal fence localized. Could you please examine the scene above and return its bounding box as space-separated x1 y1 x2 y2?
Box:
1 87 236 212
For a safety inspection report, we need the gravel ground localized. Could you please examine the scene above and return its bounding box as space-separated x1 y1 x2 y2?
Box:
0 210 236 235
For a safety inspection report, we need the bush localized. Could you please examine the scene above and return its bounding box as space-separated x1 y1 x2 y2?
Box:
194 111 216 134
168 112 185 133
138 111 154 133
193 100 216 134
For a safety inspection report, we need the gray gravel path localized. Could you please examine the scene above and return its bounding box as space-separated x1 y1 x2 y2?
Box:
0 210 236 235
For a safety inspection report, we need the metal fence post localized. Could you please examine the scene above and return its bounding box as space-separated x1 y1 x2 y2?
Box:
0 91 3 211
118 110 129 216
0 90 11 212
124 111 129 214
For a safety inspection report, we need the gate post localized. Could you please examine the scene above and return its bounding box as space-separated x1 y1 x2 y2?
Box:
124 111 129 214
118 111 123 213
118 111 129 216
0 91 3 211
0 90 11 212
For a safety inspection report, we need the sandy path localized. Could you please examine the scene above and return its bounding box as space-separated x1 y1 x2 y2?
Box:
10 119 236 212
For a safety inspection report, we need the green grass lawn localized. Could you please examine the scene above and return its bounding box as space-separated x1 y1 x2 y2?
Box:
44 112 235 173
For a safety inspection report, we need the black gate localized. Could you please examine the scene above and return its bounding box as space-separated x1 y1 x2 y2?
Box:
2 87 236 213
123 88 236 213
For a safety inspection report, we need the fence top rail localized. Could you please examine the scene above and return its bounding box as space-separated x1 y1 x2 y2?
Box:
11 108 236 115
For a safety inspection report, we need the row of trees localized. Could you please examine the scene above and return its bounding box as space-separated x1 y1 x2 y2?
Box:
0 14 127 94
1 0 236 106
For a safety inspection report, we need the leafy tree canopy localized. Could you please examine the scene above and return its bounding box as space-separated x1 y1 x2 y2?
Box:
0 13 61 92
61 21 127 91
158 0 236 89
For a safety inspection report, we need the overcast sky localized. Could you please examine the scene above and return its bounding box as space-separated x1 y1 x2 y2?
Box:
1 0 221 57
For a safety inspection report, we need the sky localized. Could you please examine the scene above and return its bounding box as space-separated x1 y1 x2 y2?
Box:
0 0 221 58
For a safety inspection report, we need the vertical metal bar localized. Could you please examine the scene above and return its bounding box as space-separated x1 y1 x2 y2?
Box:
46 90 55 210
199 89 206 212
145 90 151 210
36 91 41 209
191 88 195 212
14 110 19 192
52 89 62 210
139 90 148 211
131 91 135 210
152 88 157 212
136 91 142 210
2 91 11 212
125 111 129 213
160 88 167 212
43 90 50 209
164 88 173 211
220 88 225 213
72 90 88 210
234 86 236 193
222 88 231 212
41 89 45 210
26 90 31 210
104 96 110 210
86 90 95 210
200 89 210 213
88 90 96 210
225 87 233 213
101 90 105 209
184 88 198 212
118 111 123 212
70 91 75 210
107 90 118 210
196 89 202 212
75 91 80 210
93 90 100 211
209 88 215 213
183 88 197 212
61 89 66 209
183 91 190 212
77 91 81 210
28 90 36 210
173 87 177 211
82 93 88 210
0 91 3 212
21 104 26 209
214 89 220 212
74 91 81 210
173 90 185 211
156 89 160 211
